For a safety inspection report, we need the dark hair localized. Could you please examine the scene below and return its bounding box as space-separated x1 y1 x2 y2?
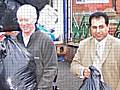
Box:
89 12 109 26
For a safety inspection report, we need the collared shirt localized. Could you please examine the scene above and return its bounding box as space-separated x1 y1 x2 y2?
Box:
93 36 107 81
22 29 35 47
95 36 107 60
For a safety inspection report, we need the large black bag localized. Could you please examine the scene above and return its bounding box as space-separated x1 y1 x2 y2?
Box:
79 66 112 90
0 1 20 32
0 36 37 90
14 0 50 11
0 41 10 90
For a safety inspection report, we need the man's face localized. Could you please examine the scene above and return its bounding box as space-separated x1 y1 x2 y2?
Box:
17 17 36 34
90 17 109 41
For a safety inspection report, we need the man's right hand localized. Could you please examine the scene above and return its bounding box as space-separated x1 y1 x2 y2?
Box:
83 68 91 78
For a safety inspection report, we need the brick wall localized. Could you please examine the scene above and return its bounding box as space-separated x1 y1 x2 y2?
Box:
72 0 120 14
116 0 120 14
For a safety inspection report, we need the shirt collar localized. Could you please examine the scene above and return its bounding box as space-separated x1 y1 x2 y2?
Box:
22 29 35 47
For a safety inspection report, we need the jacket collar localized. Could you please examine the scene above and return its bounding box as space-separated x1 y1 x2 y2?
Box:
17 31 35 48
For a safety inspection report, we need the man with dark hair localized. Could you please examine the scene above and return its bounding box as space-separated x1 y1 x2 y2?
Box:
89 12 109 26
70 12 120 90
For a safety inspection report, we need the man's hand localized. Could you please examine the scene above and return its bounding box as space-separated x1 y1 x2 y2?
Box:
83 68 91 78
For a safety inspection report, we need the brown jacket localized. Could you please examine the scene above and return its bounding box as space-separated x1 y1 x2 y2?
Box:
70 35 120 90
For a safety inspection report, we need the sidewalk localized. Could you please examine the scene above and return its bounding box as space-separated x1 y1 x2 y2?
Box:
57 61 83 90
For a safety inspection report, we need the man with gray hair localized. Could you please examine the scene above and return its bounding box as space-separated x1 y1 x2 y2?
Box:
16 4 58 90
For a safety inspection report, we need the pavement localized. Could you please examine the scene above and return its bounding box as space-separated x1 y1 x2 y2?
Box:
56 61 83 90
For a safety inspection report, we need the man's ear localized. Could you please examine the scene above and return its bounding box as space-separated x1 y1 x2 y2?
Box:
108 23 110 27
107 24 110 31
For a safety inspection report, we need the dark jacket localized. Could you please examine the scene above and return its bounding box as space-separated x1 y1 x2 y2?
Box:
17 30 58 90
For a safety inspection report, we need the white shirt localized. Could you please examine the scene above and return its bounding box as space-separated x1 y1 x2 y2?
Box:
23 35 30 47
22 29 35 47
95 37 107 60
93 36 107 81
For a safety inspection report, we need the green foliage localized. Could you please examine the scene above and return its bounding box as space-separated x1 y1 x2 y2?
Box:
72 15 90 43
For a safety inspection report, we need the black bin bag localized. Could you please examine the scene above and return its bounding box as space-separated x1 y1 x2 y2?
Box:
79 66 112 90
0 36 37 90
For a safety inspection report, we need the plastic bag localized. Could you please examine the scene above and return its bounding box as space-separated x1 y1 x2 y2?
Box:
15 0 49 10
0 41 9 90
0 36 37 90
79 66 112 90
0 1 20 32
